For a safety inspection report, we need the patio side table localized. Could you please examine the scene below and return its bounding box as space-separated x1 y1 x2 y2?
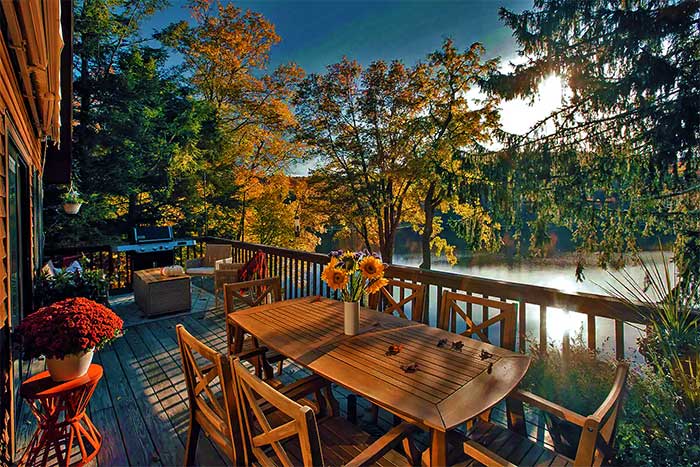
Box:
19 364 103 467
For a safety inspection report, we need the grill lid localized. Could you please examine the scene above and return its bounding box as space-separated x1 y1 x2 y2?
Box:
133 226 174 244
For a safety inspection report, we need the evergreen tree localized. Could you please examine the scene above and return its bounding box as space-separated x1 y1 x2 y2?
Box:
490 0 700 280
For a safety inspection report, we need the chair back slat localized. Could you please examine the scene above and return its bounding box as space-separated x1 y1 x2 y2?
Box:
205 244 233 267
439 290 517 351
224 277 282 311
176 324 244 463
233 358 324 467
575 363 629 466
370 279 426 322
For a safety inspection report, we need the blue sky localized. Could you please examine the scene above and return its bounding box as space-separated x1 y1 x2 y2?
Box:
142 0 533 74
142 1 563 174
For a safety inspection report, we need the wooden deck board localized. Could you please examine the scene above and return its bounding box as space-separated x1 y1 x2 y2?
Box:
14 287 553 466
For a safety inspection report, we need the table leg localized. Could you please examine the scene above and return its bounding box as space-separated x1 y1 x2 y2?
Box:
430 429 447 467
231 322 245 354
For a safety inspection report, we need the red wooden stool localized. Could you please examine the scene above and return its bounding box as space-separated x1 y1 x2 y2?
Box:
20 364 103 467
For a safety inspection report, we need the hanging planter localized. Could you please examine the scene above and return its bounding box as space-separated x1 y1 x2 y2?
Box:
62 186 85 215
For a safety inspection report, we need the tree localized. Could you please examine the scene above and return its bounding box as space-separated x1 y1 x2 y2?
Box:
294 59 423 262
410 40 501 269
490 0 700 282
47 0 201 247
158 0 304 240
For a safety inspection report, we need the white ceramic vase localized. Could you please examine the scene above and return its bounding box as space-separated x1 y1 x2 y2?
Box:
63 202 82 215
46 349 94 382
344 301 360 335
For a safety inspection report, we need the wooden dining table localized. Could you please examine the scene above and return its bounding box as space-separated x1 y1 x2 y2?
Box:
228 296 530 466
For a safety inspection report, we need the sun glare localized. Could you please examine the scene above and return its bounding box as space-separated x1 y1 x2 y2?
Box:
499 74 565 136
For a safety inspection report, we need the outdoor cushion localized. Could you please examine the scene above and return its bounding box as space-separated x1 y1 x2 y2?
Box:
185 266 215 276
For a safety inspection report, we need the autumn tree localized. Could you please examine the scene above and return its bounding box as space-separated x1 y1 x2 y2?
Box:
410 40 501 269
246 175 328 250
158 0 304 239
294 59 423 262
490 0 700 282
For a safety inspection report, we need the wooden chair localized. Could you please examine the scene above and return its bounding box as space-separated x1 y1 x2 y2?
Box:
224 278 286 378
213 259 244 309
460 363 630 467
437 291 517 429
177 325 333 466
365 279 428 424
370 279 426 323
439 290 517 351
176 323 246 465
186 243 233 277
233 358 419 467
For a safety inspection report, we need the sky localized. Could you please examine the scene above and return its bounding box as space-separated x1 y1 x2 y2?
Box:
142 0 532 74
142 1 565 173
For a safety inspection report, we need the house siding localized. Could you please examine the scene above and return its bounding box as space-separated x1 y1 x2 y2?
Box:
0 0 64 461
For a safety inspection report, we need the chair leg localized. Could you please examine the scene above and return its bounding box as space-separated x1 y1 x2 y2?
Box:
184 415 201 467
347 394 357 424
369 404 379 425
324 385 340 417
277 359 284 376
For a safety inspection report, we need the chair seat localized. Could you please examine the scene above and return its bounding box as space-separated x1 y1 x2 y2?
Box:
456 420 573 467
271 416 411 467
186 266 215 276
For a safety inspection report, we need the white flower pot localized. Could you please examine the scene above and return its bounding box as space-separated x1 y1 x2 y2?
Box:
344 301 360 335
63 202 82 215
46 349 94 382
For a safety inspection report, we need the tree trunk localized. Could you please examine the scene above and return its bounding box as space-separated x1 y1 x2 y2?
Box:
420 183 436 270
127 193 138 228
380 234 395 265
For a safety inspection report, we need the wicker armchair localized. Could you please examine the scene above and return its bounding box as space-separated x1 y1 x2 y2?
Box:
185 244 232 277
213 258 244 308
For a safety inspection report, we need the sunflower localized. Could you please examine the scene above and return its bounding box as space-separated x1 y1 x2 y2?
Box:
359 256 385 280
339 252 357 272
366 277 388 295
321 257 349 291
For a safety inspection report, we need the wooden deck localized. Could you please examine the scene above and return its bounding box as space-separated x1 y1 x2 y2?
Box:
14 287 551 466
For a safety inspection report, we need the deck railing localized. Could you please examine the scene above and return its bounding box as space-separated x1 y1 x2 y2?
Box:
44 236 646 359
203 237 646 360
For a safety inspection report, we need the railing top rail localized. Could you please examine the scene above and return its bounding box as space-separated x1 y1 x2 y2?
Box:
203 237 646 324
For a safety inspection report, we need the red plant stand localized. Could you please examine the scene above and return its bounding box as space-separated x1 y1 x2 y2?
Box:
19 364 103 467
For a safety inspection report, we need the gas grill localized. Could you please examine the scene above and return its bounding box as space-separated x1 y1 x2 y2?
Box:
114 226 196 271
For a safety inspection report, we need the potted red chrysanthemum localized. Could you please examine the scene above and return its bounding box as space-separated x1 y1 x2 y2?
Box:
17 297 123 381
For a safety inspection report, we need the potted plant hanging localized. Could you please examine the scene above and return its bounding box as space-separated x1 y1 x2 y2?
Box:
321 250 388 335
17 297 123 381
62 187 85 214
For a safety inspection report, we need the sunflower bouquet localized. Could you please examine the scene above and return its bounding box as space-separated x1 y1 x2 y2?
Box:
321 250 388 302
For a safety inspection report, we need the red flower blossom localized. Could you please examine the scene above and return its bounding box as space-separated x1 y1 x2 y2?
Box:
17 297 123 359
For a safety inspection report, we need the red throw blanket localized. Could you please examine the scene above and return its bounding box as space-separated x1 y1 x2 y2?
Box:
238 250 267 282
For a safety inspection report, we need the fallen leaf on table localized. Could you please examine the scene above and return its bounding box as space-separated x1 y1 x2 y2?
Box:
480 349 493 360
437 338 448 348
386 344 403 356
310 296 323 302
400 363 419 373
487 362 493 374
451 341 464 352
